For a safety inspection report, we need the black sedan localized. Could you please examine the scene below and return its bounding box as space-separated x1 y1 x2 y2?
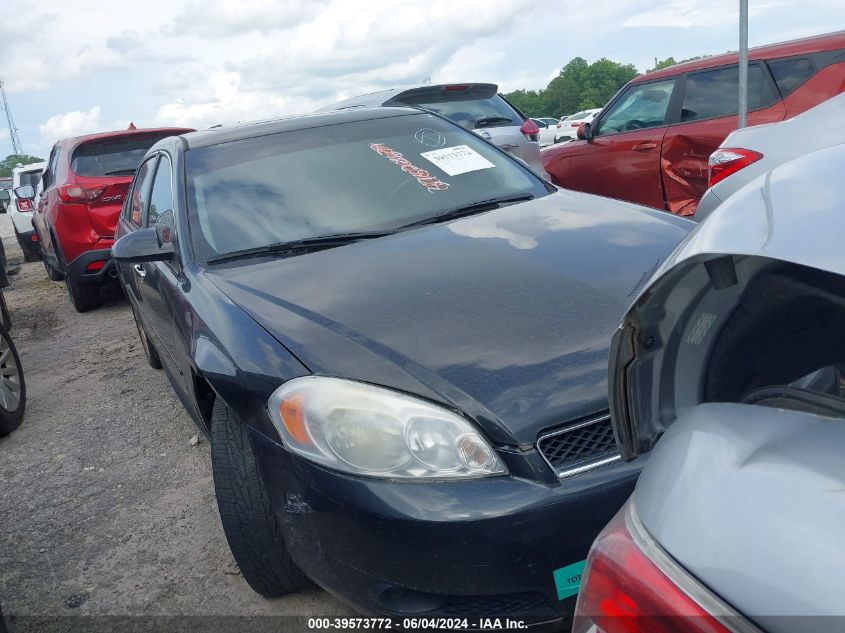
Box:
111 107 690 626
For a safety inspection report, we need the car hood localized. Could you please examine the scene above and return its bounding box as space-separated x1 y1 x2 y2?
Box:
635 403 845 629
207 190 690 445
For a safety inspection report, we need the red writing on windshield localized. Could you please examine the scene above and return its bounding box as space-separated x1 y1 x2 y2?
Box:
369 143 451 192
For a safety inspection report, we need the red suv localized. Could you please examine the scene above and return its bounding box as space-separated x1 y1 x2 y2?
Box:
542 31 845 216
33 126 192 312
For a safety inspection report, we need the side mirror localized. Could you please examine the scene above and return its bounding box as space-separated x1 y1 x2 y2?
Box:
577 123 593 141
13 185 35 200
112 227 175 263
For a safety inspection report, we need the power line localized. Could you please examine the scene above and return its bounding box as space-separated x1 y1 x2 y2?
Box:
0 78 23 154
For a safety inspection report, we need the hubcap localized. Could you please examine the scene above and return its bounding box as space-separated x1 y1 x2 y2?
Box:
0 335 21 412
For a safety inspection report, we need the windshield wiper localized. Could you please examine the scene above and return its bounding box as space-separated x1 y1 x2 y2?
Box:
397 194 535 230
206 230 395 264
475 116 514 128
104 169 137 176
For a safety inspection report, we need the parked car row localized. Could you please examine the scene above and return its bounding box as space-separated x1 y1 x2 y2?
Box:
4 30 844 629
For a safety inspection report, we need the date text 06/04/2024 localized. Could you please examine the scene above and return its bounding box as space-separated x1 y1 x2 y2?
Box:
307 617 529 630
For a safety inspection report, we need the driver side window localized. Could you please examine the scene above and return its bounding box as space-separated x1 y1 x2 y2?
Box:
595 79 676 136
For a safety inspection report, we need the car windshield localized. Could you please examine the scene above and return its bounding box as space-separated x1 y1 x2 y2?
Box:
71 133 180 177
185 112 548 263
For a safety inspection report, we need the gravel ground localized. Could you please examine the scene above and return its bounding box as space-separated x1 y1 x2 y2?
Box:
0 215 350 631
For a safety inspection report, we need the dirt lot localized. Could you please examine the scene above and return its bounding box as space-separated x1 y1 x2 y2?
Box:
0 216 350 631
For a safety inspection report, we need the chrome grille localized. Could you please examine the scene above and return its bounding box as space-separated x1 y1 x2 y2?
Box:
537 413 620 478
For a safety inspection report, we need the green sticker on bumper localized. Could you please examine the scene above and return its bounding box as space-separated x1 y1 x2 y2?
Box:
553 560 586 600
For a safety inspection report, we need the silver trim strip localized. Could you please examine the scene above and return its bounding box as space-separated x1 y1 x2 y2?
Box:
536 414 621 479
626 503 763 633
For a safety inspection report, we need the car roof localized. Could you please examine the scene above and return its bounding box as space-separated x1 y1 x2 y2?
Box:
12 161 47 174
316 83 500 112
182 106 423 149
55 127 195 151
636 30 845 82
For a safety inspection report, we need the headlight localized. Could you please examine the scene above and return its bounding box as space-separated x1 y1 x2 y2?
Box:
268 376 507 479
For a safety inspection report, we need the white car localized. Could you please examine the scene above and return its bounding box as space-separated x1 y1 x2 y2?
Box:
10 162 46 262
695 91 845 221
318 83 546 176
554 109 602 143
532 117 561 148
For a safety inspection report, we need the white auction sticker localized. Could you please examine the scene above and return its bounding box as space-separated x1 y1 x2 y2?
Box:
420 145 496 176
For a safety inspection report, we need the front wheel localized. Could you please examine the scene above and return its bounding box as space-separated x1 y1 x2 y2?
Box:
0 325 26 436
211 398 310 597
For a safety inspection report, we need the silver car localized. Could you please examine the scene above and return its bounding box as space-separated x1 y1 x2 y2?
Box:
696 91 845 221
317 83 544 175
575 143 845 632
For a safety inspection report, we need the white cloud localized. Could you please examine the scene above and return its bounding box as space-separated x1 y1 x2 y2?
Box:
623 0 790 28
155 72 317 128
0 128 9 141
170 0 329 35
38 107 103 142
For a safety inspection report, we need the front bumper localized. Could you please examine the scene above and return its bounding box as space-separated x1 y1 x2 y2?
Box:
65 248 117 285
251 429 643 626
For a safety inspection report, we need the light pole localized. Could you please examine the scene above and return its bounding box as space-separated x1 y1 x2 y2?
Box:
738 0 749 128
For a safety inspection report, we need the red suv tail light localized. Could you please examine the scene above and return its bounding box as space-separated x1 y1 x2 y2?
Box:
57 184 106 203
16 198 32 212
520 119 540 142
573 503 736 633
707 148 763 188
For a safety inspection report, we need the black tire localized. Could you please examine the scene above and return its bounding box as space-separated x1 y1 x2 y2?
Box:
0 289 10 331
132 308 162 369
211 398 310 597
43 258 63 281
0 325 26 436
65 277 102 313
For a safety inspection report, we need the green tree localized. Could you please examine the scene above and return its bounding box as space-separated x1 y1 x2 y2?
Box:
505 56 638 119
0 154 45 178
647 56 707 73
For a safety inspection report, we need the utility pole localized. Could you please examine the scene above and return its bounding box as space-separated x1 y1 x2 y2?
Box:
0 78 23 154
738 0 749 128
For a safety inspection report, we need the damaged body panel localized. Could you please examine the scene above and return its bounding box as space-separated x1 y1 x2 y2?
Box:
610 142 845 459
576 141 845 631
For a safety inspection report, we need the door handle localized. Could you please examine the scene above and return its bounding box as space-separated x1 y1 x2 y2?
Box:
133 264 146 278
632 142 658 152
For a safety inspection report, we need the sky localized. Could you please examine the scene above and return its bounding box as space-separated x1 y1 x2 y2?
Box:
1 0 843 158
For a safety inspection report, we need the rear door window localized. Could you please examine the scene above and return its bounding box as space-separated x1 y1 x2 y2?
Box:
71 134 176 177
146 156 174 230
680 63 778 122
126 157 157 227
596 79 676 136
768 57 815 96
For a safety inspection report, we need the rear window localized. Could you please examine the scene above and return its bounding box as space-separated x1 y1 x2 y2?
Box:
394 95 521 130
71 133 178 177
768 57 815 96
186 112 548 262
18 170 42 189
680 64 778 122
